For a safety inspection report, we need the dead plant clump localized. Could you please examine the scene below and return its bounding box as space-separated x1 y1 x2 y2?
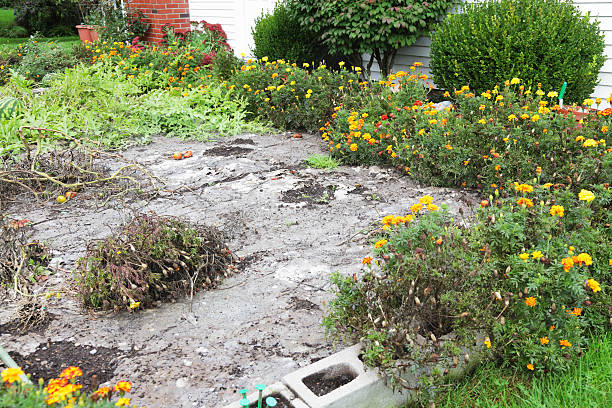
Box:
0 215 50 296
0 127 161 210
75 213 236 311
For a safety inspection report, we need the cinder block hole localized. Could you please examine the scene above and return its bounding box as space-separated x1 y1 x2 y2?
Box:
302 363 358 397
248 393 291 408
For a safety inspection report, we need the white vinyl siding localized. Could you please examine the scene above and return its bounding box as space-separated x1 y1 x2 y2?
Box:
189 0 275 56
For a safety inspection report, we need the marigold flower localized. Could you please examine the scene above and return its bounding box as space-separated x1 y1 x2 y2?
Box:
349 143 358 152
410 203 423 213
1 367 24 384
116 397 131 406
524 296 536 307
427 204 439 212
574 252 593 266
508 114 517 121
514 183 534 193
578 189 595 202
568 307 581 316
519 253 529 260
527 363 534 371
586 278 601 293
484 338 491 348
559 339 572 348
517 197 534 207
419 195 434 205
532 250 543 259
561 257 574 272
374 239 387 249
362 256 373 265
540 336 549 345
91 386 112 401
550 205 564 217
114 381 132 393
60 366 82 380
130 301 141 309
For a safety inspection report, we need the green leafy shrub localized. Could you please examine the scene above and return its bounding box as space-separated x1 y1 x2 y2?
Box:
290 0 455 75
75 213 235 311
0 25 29 38
324 188 610 388
13 0 79 36
252 1 325 66
14 38 76 81
430 0 605 103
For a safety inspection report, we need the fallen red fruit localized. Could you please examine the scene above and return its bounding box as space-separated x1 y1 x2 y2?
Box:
184 150 193 158
173 152 183 160
65 191 77 199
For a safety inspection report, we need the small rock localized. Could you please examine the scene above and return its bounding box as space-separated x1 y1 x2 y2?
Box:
197 347 209 355
183 359 192 367
90 349 97 355
415 334 426 346
176 377 189 388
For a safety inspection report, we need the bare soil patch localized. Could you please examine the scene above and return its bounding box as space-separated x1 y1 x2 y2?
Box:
1 132 477 407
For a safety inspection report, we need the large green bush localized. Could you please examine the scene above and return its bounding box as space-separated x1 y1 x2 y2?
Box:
252 1 325 66
13 0 79 36
430 0 606 103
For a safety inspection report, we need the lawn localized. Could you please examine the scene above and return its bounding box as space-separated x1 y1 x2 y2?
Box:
0 8 13 26
435 333 612 408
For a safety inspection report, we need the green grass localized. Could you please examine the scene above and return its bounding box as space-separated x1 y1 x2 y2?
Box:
0 36 80 52
434 332 612 408
0 8 14 26
305 153 340 169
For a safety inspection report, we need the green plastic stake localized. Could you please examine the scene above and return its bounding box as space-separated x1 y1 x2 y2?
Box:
559 81 567 101
240 398 249 408
256 384 266 408
265 396 277 407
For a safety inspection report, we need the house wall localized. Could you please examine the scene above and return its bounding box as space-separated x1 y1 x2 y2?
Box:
188 0 276 56
126 0 191 42
369 0 612 104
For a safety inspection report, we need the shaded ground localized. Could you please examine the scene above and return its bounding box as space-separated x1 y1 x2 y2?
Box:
0 132 477 407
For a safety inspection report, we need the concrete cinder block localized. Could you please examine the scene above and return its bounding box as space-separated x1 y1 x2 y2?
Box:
283 344 411 408
223 381 308 408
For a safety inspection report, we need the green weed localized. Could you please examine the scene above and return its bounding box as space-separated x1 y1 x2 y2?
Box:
305 153 340 169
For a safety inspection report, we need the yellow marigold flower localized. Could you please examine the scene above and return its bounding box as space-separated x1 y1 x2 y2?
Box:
508 114 517 121
484 338 491 348
574 252 593 266
114 381 132 393
477 119 486 124
1 367 24 384
517 197 534 207
382 215 395 225
524 296 536 307
527 363 534 371
602 126 608 133
129 301 140 310
582 139 598 147
536 89 545 96
519 253 529 260
550 205 564 217
410 203 423 213
583 98 593 106
547 91 558 98
532 250 543 259
115 397 131 406
575 135 585 142
540 336 549 345
60 366 82 380
586 278 601 293
514 183 534 193
559 339 572 348
419 195 434 205
349 143 357 152
427 204 439 212
374 239 387 249
542 183 553 189
479 104 486 111
510 77 520 85
531 114 540 122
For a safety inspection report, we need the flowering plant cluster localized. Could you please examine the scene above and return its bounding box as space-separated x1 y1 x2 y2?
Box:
324 77 611 194
324 183 610 387
1 366 136 407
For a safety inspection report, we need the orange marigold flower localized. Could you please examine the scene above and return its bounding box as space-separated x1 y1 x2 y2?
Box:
60 366 83 380
550 325 555 331
586 278 601 293
374 239 387 249
1 367 24 384
559 339 572 348
540 336 549 345
114 381 132 393
561 257 574 272
427 204 439 212
524 296 536 307
362 256 373 265
569 307 581 316
549 205 564 217
527 363 534 371
349 143 358 152
410 203 423 213
91 386 112 401
517 197 534 207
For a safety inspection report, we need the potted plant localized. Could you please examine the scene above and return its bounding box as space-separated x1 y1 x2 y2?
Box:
75 0 101 43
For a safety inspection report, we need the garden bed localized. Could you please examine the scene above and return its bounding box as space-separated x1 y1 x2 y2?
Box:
0 132 476 407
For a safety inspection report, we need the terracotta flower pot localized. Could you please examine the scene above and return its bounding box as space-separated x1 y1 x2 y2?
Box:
76 25 100 43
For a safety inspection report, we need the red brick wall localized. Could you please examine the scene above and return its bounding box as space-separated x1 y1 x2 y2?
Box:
126 0 191 43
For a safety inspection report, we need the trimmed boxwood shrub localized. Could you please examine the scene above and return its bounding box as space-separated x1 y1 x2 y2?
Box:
430 0 606 103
